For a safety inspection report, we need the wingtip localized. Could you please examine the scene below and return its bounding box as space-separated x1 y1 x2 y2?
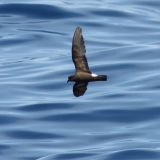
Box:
72 26 83 46
75 26 82 31
74 26 82 35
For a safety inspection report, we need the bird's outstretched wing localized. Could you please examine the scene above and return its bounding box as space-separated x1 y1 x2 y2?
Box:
72 27 91 73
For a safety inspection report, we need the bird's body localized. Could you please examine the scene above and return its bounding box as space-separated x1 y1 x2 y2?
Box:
68 26 107 82
69 71 106 82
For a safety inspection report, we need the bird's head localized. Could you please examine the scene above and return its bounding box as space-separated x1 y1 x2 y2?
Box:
67 75 76 82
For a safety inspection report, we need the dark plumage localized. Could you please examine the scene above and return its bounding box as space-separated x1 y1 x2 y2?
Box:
73 82 88 97
68 26 107 82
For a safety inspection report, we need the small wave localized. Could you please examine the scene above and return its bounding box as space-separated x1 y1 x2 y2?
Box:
41 106 160 123
91 8 134 18
0 37 33 46
54 153 96 160
5 130 65 140
108 149 160 160
0 114 20 125
36 151 98 160
0 3 82 19
0 144 11 154
18 29 67 36
16 103 74 112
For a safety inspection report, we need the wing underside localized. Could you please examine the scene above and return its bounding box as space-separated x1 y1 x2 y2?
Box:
73 81 88 97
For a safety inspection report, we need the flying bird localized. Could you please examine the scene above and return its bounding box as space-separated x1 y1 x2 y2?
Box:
68 26 107 82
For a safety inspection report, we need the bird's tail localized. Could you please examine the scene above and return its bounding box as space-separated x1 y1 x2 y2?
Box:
94 75 107 81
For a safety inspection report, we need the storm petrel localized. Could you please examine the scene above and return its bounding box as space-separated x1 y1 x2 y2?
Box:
68 26 107 82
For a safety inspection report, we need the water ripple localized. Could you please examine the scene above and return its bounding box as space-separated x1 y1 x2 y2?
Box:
5 130 65 140
0 3 82 19
16 103 74 112
91 9 134 18
0 114 20 125
108 149 160 160
41 106 160 123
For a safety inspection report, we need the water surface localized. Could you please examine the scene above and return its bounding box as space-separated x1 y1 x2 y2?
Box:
0 0 160 159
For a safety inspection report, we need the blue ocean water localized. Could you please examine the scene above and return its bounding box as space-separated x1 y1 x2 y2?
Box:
0 0 160 159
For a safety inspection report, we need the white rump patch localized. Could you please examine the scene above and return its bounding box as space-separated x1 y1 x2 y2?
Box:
91 73 98 77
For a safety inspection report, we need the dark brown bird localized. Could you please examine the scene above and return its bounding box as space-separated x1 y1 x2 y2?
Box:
68 26 107 82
